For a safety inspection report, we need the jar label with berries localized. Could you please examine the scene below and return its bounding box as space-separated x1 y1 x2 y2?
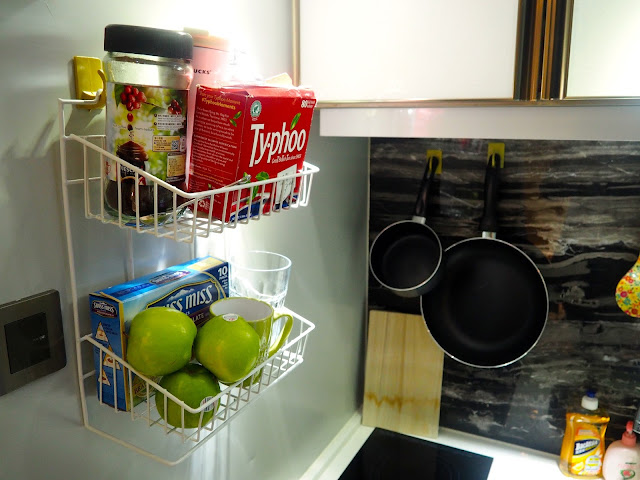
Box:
104 83 188 222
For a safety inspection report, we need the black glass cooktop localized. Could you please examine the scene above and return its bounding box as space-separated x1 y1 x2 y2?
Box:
339 428 493 480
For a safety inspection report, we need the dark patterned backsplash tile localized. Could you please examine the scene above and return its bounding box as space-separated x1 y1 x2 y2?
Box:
368 138 640 454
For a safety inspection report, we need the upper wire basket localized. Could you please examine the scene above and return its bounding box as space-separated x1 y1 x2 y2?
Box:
62 131 318 243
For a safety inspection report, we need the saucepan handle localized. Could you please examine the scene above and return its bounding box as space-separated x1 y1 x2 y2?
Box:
413 156 440 219
479 154 501 234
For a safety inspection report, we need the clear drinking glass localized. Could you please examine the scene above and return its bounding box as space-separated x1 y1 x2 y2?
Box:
229 250 292 309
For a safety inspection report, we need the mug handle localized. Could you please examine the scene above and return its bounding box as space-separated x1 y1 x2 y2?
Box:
268 313 293 358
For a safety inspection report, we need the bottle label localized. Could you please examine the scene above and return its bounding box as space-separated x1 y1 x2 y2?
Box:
614 465 638 480
574 438 600 456
571 424 606 476
105 83 188 185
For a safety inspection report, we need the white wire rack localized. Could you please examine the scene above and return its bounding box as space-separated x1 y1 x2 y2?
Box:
58 97 319 244
58 96 317 465
81 308 314 466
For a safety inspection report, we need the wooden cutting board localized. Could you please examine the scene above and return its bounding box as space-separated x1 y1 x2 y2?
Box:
362 310 444 438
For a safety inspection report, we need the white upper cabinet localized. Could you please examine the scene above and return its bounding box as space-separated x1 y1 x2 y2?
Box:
299 0 520 102
565 0 640 98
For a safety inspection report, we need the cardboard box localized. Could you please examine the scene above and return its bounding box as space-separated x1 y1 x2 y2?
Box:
89 256 229 411
187 84 316 221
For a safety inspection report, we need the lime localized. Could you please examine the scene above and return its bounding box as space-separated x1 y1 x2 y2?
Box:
194 313 260 384
155 363 221 429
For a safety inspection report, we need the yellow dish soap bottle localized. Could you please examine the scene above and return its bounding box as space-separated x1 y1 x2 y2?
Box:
559 390 611 478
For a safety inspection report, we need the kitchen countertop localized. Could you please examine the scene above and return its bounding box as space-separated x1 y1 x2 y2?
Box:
301 412 569 480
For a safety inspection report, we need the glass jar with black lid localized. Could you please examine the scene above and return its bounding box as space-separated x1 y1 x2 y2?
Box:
103 24 193 225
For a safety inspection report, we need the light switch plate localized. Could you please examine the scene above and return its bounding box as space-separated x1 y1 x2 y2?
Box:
0 290 66 396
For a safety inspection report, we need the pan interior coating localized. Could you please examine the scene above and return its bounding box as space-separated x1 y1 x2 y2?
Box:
379 234 440 289
421 239 548 367
370 220 442 291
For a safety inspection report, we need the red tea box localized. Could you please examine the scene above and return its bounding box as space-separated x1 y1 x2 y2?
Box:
187 84 316 221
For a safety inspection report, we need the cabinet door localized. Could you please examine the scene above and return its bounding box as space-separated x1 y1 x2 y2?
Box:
299 0 520 102
565 0 640 98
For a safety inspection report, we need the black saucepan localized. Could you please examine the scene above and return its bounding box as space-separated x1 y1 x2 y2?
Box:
420 155 548 368
369 157 443 298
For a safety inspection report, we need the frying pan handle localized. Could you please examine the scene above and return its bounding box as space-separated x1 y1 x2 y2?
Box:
413 156 439 219
479 154 501 234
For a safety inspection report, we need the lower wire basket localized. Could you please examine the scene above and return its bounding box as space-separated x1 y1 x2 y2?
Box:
78 308 315 466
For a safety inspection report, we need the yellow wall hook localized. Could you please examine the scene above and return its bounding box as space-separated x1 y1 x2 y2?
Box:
73 56 106 109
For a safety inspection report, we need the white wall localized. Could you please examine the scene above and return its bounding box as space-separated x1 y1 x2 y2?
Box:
0 2 369 479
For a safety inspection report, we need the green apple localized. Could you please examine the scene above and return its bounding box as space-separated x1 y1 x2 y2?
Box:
126 307 197 377
194 313 260 384
155 363 221 429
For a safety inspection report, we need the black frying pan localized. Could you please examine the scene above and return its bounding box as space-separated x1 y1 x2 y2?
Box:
420 155 548 368
369 157 443 298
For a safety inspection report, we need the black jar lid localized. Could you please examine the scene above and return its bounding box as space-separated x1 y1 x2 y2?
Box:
104 24 193 60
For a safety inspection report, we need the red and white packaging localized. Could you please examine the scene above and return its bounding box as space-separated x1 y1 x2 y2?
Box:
183 28 231 168
187 84 316 222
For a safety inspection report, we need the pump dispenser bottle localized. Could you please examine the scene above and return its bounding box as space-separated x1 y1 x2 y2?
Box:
602 421 640 480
